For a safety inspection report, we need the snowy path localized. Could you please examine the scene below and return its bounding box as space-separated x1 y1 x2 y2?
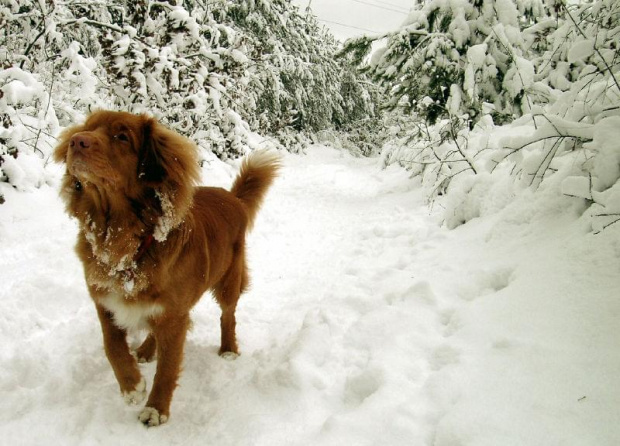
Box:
1 146 619 445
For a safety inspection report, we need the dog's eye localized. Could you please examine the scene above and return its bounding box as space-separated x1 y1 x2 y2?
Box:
115 133 129 142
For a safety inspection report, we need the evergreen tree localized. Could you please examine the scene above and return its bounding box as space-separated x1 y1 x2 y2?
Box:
341 0 558 126
97 0 377 156
338 0 567 203
0 0 377 194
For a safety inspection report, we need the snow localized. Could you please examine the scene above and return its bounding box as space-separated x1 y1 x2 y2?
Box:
503 56 535 99
61 42 98 103
112 35 131 56
1 145 619 445
0 66 57 191
568 39 595 64
230 49 249 64
589 116 620 190
153 190 175 242
561 175 592 199
448 8 470 48
447 84 462 116
494 0 519 27
464 43 488 100
466 43 487 69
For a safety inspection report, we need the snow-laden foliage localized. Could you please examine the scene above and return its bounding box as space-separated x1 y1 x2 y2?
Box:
442 0 620 233
339 0 559 213
345 0 620 232
342 0 556 126
500 0 620 232
0 0 376 196
0 67 59 199
101 0 375 156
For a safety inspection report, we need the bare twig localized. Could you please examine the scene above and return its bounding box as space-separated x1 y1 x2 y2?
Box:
529 136 564 187
58 18 123 33
594 214 620 234
20 24 47 70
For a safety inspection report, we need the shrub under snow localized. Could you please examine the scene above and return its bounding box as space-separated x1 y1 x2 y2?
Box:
0 67 59 196
346 0 620 232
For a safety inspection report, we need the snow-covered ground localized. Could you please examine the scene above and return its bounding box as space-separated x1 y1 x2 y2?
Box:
1 146 619 445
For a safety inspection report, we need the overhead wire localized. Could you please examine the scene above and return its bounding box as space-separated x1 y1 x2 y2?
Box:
316 18 381 34
367 0 411 11
349 0 409 14
303 0 411 37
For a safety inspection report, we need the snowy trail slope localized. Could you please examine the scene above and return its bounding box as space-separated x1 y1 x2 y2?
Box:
1 146 619 446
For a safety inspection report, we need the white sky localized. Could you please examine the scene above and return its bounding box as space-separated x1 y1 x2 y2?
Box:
290 0 413 41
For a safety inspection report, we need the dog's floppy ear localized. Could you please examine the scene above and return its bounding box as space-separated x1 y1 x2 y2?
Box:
137 117 199 189
138 119 167 183
135 116 200 232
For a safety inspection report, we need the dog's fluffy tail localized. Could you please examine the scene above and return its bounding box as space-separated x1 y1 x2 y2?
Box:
231 150 280 230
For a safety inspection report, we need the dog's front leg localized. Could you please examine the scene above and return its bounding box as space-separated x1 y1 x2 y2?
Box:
95 304 146 405
139 314 190 427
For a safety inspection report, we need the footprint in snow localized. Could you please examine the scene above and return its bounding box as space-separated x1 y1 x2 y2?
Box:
385 280 437 306
429 344 461 371
457 267 514 301
343 367 383 407
440 309 463 337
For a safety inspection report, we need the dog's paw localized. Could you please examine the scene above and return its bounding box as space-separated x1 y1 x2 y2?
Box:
130 349 156 364
122 378 146 406
136 353 156 364
134 339 157 363
139 407 168 427
220 351 239 361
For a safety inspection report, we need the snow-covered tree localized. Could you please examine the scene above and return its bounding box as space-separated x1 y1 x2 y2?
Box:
0 0 112 196
342 0 558 126
95 0 377 156
337 0 563 205
340 0 620 233
0 0 377 196
496 0 620 231
0 67 59 198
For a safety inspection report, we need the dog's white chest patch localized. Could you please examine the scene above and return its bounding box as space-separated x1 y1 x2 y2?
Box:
99 292 164 331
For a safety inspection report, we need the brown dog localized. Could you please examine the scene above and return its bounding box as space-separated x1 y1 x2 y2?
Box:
54 110 279 426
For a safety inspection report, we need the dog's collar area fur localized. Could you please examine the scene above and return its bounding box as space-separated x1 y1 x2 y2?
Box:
134 233 155 263
118 233 155 294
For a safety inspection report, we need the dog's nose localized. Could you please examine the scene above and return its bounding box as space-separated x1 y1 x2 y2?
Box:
70 133 93 149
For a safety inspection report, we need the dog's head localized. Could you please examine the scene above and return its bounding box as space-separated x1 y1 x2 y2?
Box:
54 110 199 233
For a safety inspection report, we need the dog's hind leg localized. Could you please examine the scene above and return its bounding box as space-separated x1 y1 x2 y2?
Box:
218 301 239 356
215 246 249 356
135 333 157 363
